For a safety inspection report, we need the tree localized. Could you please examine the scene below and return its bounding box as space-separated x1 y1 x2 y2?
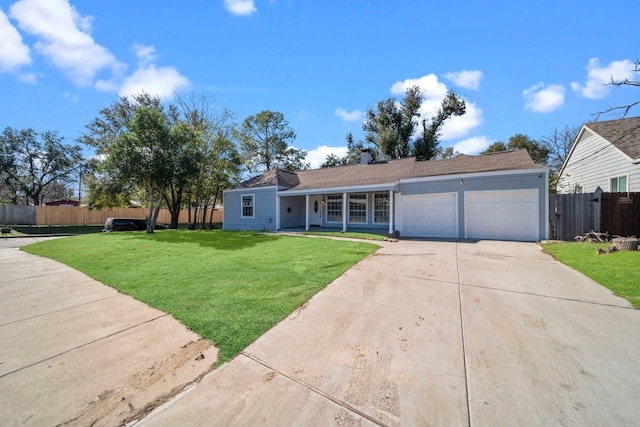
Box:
363 86 466 161
104 106 176 232
539 125 579 174
239 110 303 173
596 59 640 118
0 127 83 205
481 134 550 164
481 141 507 153
363 85 423 159
174 93 241 229
414 91 466 161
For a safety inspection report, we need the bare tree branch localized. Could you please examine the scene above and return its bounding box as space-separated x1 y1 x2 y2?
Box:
592 60 640 120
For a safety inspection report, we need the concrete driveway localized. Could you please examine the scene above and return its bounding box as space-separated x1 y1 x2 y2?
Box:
139 239 640 426
0 237 218 427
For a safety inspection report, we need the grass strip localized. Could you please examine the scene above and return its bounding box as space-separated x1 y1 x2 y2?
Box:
300 231 387 241
23 230 379 364
542 241 640 308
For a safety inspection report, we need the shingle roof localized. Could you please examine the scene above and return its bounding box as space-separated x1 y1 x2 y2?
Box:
229 168 299 189
230 149 544 191
585 116 640 159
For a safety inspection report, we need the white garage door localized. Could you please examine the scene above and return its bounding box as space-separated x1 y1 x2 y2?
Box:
465 190 538 241
403 193 457 238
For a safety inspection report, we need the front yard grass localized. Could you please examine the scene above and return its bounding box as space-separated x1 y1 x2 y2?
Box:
301 231 387 241
22 230 379 364
542 241 640 308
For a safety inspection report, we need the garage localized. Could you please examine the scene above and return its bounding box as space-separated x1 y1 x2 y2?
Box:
403 193 457 238
465 190 539 241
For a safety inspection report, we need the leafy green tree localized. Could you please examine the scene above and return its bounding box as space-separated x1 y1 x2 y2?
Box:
363 85 423 159
481 134 549 164
363 86 466 161
0 127 83 205
104 106 176 232
507 134 550 164
239 110 304 172
482 141 508 153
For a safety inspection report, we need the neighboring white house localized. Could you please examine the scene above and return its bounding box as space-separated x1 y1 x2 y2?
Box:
557 116 640 194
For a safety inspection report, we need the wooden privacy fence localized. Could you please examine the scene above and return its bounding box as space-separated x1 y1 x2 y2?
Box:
550 191 640 241
1 205 222 226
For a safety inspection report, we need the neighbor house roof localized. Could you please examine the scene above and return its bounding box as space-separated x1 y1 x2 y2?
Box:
229 149 544 191
584 116 640 159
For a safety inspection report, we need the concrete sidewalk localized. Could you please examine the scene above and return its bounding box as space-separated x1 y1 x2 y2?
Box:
139 239 640 426
0 237 218 427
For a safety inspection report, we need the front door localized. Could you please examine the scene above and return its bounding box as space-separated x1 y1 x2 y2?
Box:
309 195 322 226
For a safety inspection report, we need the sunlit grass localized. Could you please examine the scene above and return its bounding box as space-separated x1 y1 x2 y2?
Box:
23 230 379 364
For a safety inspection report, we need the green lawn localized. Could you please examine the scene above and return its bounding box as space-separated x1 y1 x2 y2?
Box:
300 231 388 241
542 241 640 308
22 230 379 364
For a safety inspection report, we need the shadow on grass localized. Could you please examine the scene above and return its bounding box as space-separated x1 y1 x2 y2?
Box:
126 229 282 250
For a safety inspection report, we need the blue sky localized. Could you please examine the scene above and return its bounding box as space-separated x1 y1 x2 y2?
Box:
0 0 638 168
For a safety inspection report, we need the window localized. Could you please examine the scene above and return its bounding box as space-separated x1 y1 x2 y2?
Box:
349 194 367 223
610 175 628 192
374 193 390 223
326 194 342 222
241 194 254 218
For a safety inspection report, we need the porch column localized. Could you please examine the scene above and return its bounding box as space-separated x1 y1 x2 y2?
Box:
275 194 280 231
389 190 394 235
342 192 347 232
305 194 310 231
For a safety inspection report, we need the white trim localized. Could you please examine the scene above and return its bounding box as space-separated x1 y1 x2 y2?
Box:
608 173 630 192
280 183 397 197
347 193 368 225
305 195 310 231
275 192 280 230
325 194 343 224
388 190 394 235
224 185 278 193
399 168 548 185
342 192 347 232
241 194 255 219
372 192 390 225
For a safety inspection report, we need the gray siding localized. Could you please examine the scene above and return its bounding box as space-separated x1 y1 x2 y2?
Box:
558 131 640 193
398 172 547 239
223 187 278 231
279 196 306 228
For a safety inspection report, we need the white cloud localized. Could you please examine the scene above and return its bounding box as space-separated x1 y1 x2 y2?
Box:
9 0 124 86
390 74 448 99
17 72 36 84
523 82 566 113
118 64 190 100
452 136 492 155
334 108 365 122
224 0 257 16
306 145 348 169
570 57 636 99
0 7 31 72
133 43 157 67
443 70 483 90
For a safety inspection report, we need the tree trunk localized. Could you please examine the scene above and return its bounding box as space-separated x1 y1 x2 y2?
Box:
612 237 639 251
